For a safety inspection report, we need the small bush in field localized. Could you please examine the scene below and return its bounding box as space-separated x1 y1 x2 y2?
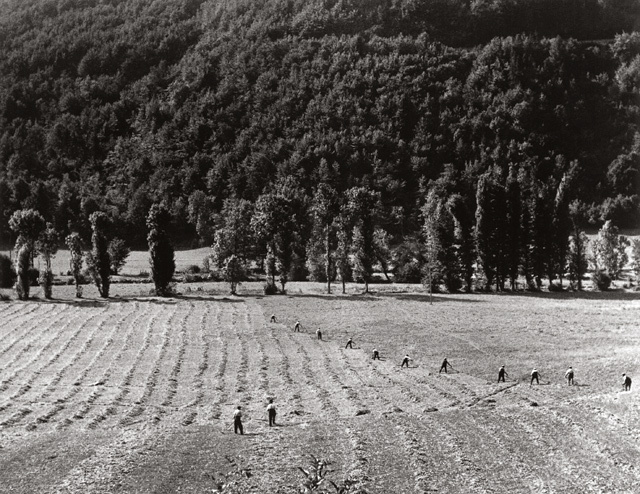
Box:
548 282 564 292
185 264 201 274
108 238 130 275
263 282 279 295
592 270 612 291
298 455 369 493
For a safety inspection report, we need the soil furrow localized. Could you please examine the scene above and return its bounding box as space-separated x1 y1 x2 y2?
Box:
85 303 174 428
0 305 110 428
65 302 152 425
29 302 142 429
118 303 182 426
0 304 68 377
179 302 213 426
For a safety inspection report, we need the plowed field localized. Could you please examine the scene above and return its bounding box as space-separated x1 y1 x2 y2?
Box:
0 284 639 493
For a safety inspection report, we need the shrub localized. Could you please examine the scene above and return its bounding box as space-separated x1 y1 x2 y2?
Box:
184 273 204 283
548 282 564 292
39 270 54 299
0 254 16 289
592 270 612 291
201 256 211 273
263 282 279 295
15 246 31 300
108 238 130 275
185 264 201 274
394 261 423 283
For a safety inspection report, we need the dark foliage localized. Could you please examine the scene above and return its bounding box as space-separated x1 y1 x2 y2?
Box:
147 203 176 296
0 253 16 288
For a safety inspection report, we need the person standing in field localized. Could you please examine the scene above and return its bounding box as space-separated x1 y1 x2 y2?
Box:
316 328 322 340
498 365 509 383
530 368 541 386
270 314 277 323
372 349 380 360
267 399 277 426
623 373 632 391
233 406 244 435
439 357 451 374
565 367 574 385
294 320 301 332
401 354 412 368
345 337 353 349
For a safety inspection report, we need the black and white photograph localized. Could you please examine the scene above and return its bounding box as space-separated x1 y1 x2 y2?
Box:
0 0 639 492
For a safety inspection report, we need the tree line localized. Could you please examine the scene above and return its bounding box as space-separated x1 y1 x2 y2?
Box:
1 177 637 300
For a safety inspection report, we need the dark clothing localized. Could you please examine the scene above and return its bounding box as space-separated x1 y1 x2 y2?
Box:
566 372 574 385
439 360 449 374
624 376 632 391
531 372 539 385
268 408 276 426
317 331 322 340
234 418 244 434
294 323 301 332
401 358 410 368
498 369 506 382
270 315 276 323
345 339 353 349
373 351 380 360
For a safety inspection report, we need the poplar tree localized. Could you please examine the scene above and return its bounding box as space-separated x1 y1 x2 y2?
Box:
147 204 175 296
86 212 111 298
308 183 339 293
8 209 45 300
475 173 505 291
505 165 521 290
65 232 84 298
37 222 59 299
346 187 379 294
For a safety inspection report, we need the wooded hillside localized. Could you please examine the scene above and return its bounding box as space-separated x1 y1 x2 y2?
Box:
0 0 639 249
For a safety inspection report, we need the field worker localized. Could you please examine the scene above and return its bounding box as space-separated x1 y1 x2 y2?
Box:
565 367 574 386
233 406 244 435
401 354 412 368
498 365 509 383
439 357 451 374
345 337 353 349
316 328 322 340
372 349 380 360
270 314 277 323
623 373 632 391
530 368 541 386
267 399 277 426
294 320 301 332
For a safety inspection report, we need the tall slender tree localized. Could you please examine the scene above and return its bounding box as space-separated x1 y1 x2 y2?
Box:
86 212 111 298
308 183 339 293
147 204 176 296
346 187 379 294
8 209 45 300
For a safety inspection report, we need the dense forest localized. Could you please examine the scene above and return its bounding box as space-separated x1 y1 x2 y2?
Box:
0 0 638 259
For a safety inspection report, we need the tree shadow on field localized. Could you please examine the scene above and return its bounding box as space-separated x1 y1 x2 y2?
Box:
107 294 245 304
374 292 483 303
264 292 484 303
498 290 640 301
37 298 108 308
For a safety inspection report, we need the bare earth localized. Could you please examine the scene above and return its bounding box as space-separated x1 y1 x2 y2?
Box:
0 282 639 493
